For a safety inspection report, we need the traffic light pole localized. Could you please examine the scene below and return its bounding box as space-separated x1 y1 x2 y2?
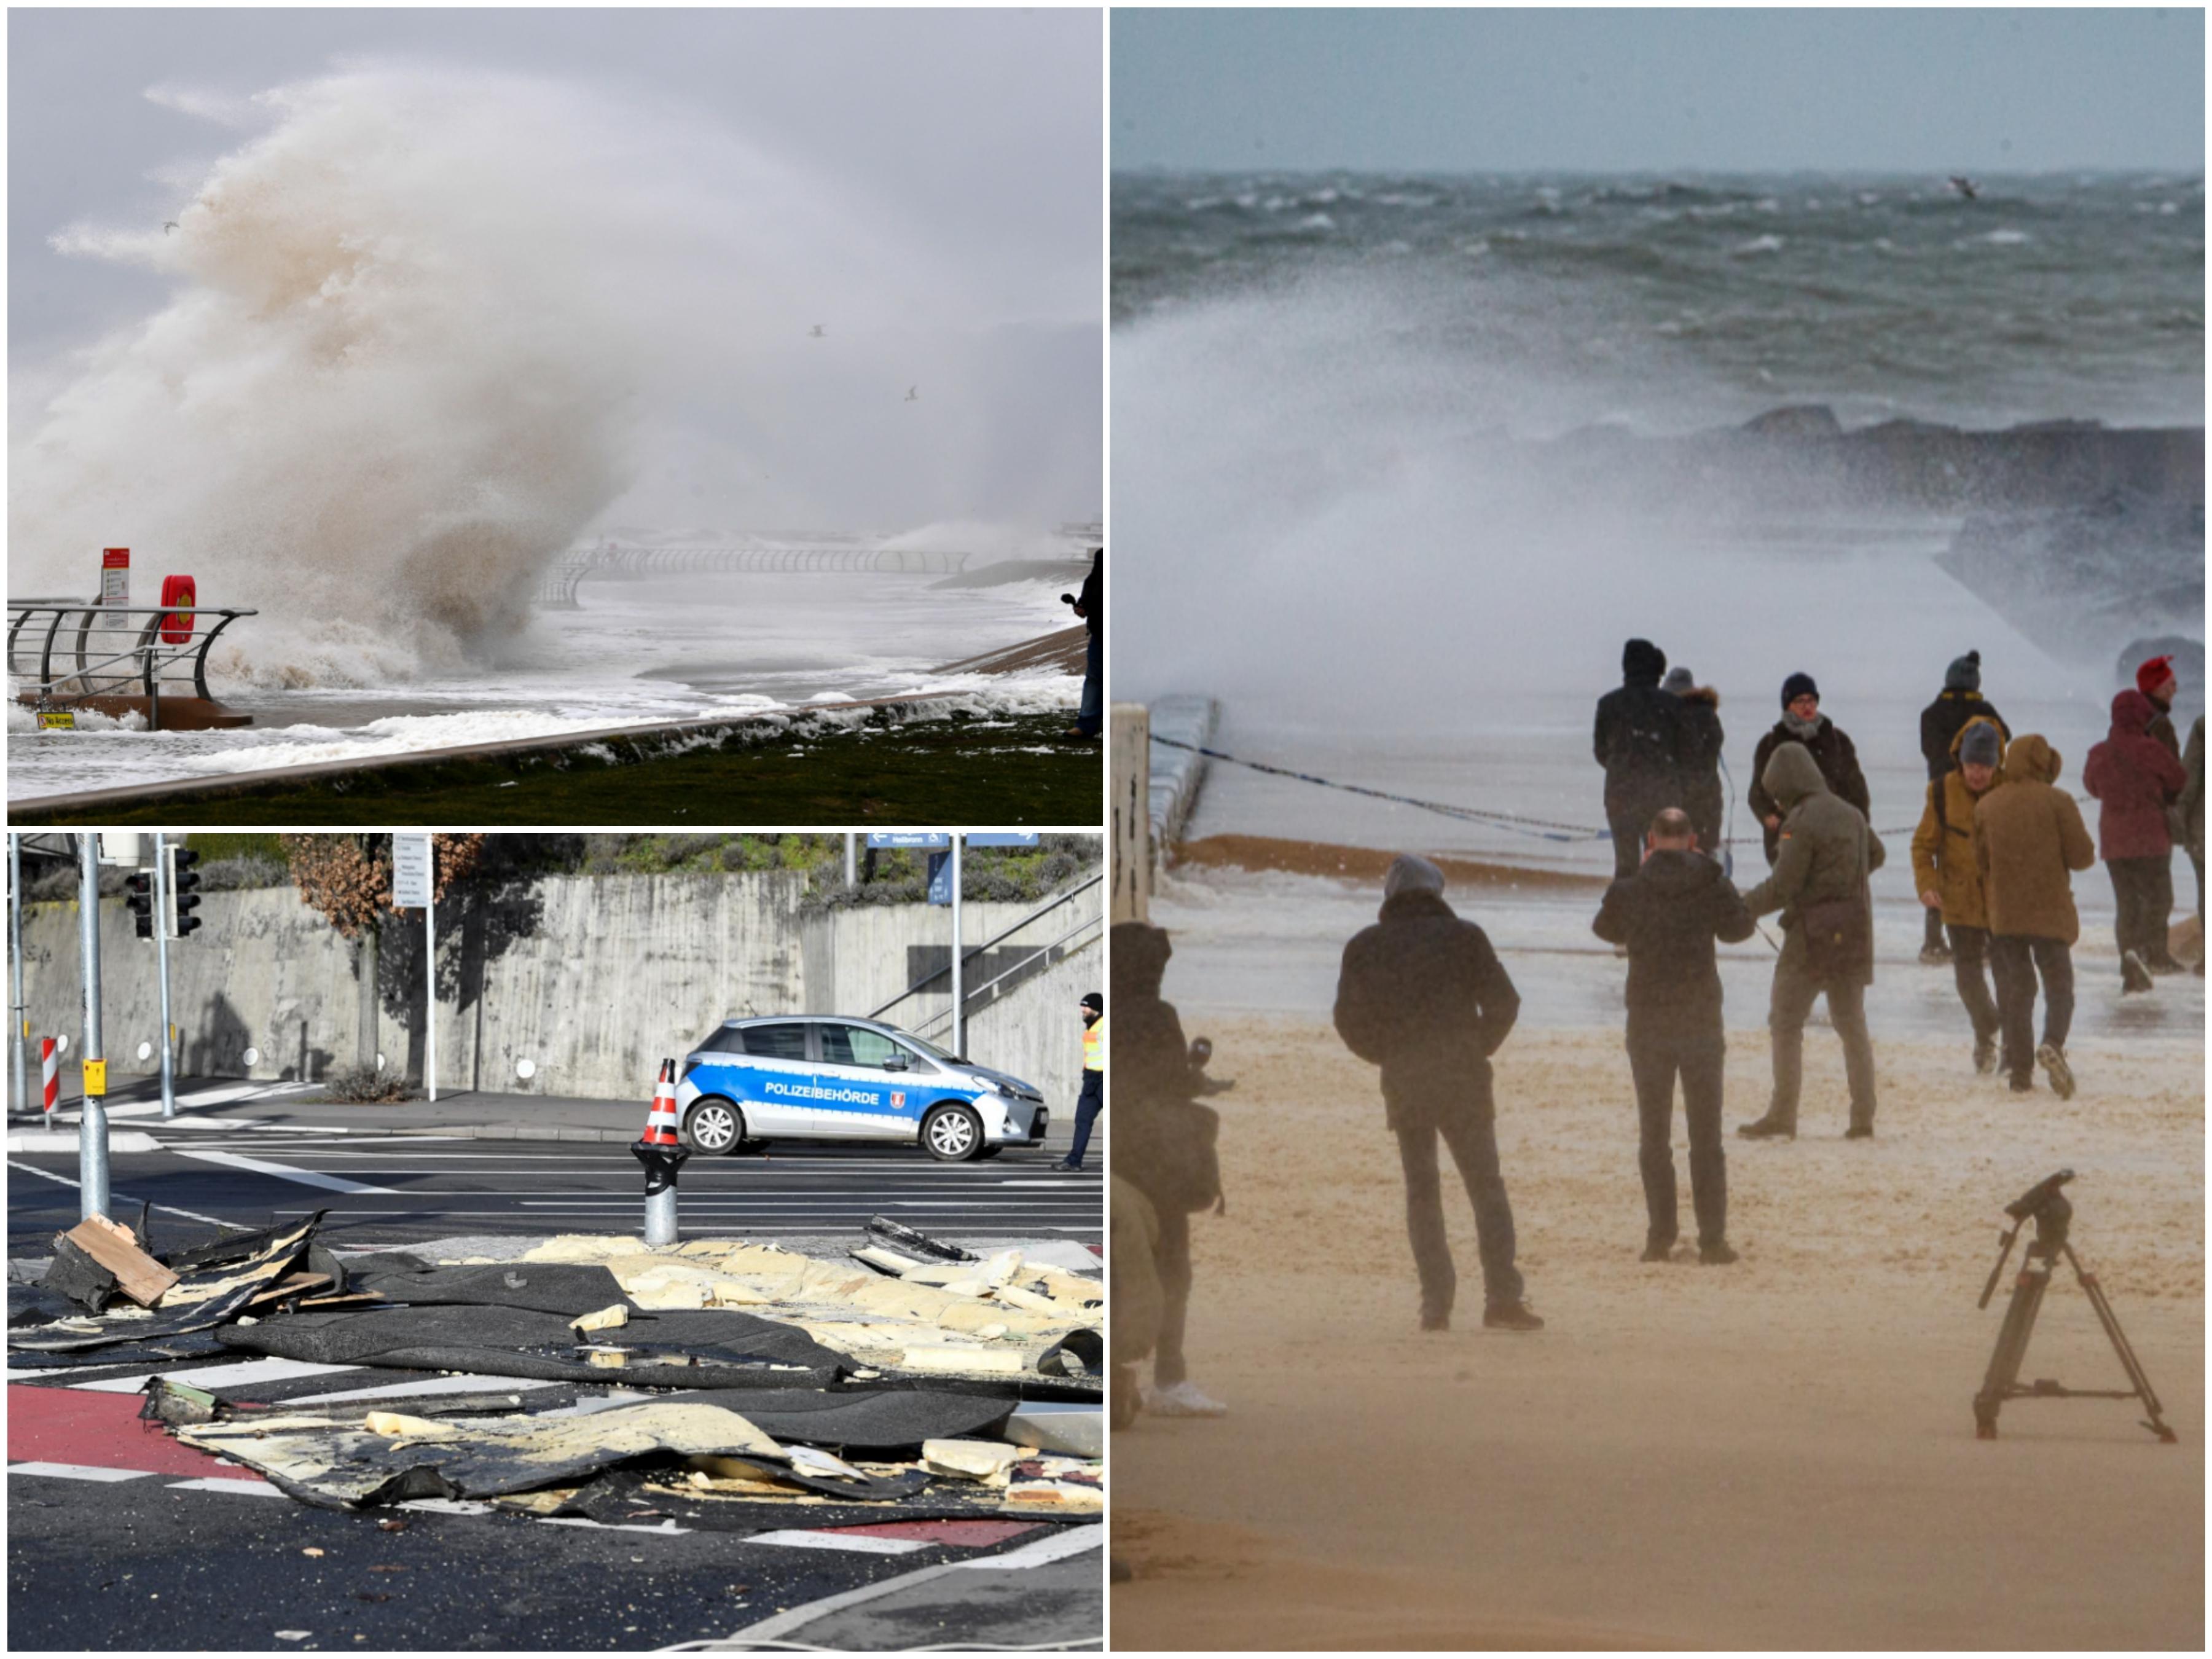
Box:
950 837 964 1059
154 833 176 1121
76 833 109 1220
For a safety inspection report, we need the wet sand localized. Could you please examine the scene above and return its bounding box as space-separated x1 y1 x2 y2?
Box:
1112 1016 2204 1650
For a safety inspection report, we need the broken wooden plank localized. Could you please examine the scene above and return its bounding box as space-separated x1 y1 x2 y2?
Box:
61 1217 179 1308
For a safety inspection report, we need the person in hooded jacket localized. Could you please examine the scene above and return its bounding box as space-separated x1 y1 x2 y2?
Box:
1110 920 1227 1417
1910 716 2009 1073
1594 638 1687 879
1333 855 1542 1332
1736 741 1885 1140
1066 547 1102 741
1974 733 2096 1096
2184 715 2206 976
1917 651 2010 963
2082 688 2189 987
1663 665 1728 865
1749 673 1870 868
1591 807 1755 1263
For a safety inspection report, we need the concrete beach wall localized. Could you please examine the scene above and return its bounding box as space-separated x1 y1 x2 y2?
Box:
17 873 1099 1110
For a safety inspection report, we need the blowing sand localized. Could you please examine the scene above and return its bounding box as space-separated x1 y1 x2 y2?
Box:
1112 1016 2204 1650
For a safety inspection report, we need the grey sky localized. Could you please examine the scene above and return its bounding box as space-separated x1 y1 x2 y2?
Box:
1113 8 2205 173
14 7 1100 356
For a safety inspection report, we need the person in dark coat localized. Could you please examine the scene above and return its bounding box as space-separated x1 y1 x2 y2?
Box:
1110 920 1225 1417
2184 715 2206 976
1917 651 2010 962
1663 665 1728 865
1066 547 1102 740
1749 673 1870 867
2082 688 2188 987
1333 855 1541 1332
2137 654 2181 758
1737 742 1885 1140
1594 638 1686 879
1591 807 1755 1263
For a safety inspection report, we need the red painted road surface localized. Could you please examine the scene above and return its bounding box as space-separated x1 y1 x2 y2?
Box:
8 1386 267 1481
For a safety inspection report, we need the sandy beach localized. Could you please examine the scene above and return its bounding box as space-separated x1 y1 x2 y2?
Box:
1112 1008 2204 1649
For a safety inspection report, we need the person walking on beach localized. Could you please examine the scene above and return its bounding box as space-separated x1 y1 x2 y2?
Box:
1056 991 1104 1171
1065 546 1102 741
1918 651 2009 963
1110 920 1229 1418
1594 638 1685 880
1749 673 1870 868
2082 688 2188 989
1333 855 1542 1332
1664 665 1728 865
1591 807 1755 1263
1974 734 2096 1096
2184 715 2205 976
1736 742 1884 1140
1910 717 2009 1074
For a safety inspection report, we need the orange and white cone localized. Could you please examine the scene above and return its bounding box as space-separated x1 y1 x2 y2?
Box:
642 1059 682 1147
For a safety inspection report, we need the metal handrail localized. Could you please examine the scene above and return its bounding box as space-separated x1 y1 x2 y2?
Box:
868 873 1105 1021
900 909 1104 1043
7 602 256 711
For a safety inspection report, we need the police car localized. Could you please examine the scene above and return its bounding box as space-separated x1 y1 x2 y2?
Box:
674 1014 1049 1162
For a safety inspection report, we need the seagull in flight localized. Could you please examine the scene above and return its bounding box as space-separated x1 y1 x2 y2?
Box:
809 324 825 338
163 221 179 234
1948 176 1979 201
905 385 919 402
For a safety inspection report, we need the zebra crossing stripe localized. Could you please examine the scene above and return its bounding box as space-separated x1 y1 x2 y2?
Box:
73 1359 359 1394
167 1477 283 1496
10 1462 155 1483
744 1530 930 1555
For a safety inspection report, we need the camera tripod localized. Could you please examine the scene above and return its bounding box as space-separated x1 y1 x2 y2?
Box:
1973 1169 2176 1443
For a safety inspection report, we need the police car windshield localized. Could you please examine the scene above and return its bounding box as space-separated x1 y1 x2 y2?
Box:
888 1028 959 1064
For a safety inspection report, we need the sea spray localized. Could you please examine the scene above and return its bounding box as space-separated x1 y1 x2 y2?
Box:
10 65 911 688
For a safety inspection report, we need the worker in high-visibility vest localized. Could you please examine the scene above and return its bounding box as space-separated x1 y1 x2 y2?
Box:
1056 991 1104 1171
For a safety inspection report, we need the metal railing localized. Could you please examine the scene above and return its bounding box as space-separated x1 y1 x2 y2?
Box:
7 600 256 723
871 874 1104 1041
534 544 972 608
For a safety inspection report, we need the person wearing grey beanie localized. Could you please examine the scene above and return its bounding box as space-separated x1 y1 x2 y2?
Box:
1919 650 2010 963
1334 857 1542 1332
1912 715 2010 1075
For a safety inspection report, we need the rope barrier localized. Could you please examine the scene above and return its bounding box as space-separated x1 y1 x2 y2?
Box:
1149 733 1924 847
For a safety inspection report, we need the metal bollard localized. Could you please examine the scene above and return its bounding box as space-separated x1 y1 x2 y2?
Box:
632 1057 690 1247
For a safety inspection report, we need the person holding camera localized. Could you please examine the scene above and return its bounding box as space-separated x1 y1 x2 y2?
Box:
1736 741 1885 1141
1062 546 1102 742
1592 807 1756 1264
1333 855 1542 1332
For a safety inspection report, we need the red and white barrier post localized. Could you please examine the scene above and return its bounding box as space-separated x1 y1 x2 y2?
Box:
42 1038 58 1115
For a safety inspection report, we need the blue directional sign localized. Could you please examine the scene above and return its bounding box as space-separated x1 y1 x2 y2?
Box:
963 833 1041 847
927 851 954 906
866 833 952 850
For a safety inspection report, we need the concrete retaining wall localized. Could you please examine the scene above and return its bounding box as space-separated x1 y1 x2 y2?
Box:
18 871 1099 1111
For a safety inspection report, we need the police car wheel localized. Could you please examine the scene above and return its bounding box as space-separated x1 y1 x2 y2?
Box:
684 1099 744 1156
922 1104 984 1163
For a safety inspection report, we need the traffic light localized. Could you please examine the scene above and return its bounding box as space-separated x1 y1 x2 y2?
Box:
165 845 203 939
124 871 155 940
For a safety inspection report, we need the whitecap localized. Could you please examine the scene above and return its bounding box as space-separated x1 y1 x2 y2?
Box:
1979 229 2030 245
1297 213 1335 231
1731 233 1785 256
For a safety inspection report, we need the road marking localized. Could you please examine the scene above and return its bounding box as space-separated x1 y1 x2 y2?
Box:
6 1158 232 1226
9 1461 155 1483
167 1477 281 1496
74 1359 360 1394
952 1525 1103 1568
743 1530 928 1555
536 1516 692 1535
169 1148 399 1194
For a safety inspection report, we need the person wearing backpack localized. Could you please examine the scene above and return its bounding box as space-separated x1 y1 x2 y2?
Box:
1736 741 1886 1141
1594 638 1688 880
1110 920 1228 1418
1333 855 1542 1333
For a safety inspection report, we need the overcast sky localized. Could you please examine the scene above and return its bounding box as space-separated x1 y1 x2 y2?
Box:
13 7 1100 356
1113 8 2205 174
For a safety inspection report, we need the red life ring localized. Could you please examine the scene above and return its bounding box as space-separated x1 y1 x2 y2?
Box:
160 575 196 644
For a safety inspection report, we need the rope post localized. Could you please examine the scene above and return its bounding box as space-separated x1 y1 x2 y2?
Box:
1111 703 1151 923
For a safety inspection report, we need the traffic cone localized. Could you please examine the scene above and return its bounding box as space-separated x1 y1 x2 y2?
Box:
42 1038 58 1115
642 1058 681 1147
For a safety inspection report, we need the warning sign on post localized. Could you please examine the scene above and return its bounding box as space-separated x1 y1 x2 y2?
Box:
82 1059 108 1096
100 549 130 606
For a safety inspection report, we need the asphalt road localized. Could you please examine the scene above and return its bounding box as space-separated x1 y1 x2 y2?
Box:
7 1127 1104 1649
8 1125 1103 1253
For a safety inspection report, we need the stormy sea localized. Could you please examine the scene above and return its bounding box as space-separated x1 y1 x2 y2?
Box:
1115 169 2203 1024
